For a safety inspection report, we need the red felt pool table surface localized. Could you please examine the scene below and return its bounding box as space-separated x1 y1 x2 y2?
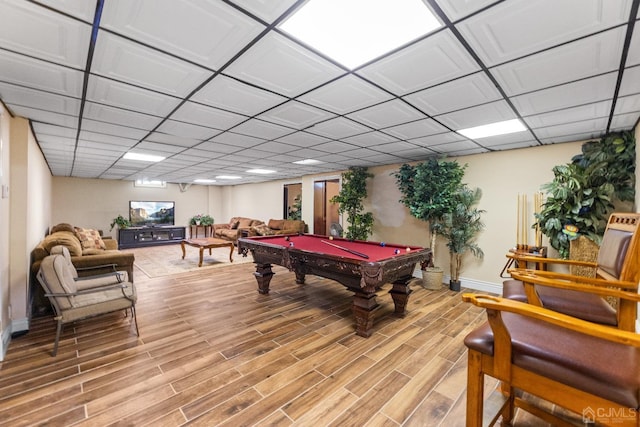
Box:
250 234 423 262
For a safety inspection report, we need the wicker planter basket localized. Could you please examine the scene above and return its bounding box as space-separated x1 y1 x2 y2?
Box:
422 267 444 290
569 235 598 278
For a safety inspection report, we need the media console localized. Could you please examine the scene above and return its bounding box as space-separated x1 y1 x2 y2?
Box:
118 226 186 249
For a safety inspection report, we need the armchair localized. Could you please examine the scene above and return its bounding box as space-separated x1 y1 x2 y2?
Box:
36 247 138 356
463 293 640 426
503 212 640 330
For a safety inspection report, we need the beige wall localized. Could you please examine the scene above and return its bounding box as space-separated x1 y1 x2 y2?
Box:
0 104 10 358
52 178 216 237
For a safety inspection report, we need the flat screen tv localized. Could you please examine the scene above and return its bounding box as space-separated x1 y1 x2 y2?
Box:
129 201 175 227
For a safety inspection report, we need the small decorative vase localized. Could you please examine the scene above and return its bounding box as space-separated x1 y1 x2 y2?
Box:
195 220 201 226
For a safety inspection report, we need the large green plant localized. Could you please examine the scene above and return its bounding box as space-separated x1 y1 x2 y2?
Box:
440 186 485 282
535 131 635 259
394 158 466 265
330 166 374 240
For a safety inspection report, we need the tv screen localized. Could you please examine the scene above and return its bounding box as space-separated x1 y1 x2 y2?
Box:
129 201 175 227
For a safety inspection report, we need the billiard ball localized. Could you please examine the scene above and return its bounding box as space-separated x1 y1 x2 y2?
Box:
285 236 290 241
394 249 400 254
289 242 294 247
380 242 386 247
406 247 411 252
329 236 333 240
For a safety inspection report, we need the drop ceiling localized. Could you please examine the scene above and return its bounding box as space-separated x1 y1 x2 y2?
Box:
0 0 638 185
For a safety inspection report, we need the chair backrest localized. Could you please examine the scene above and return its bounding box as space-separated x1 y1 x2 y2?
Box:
49 245 78 278
37 254 78 311
595 212 640 282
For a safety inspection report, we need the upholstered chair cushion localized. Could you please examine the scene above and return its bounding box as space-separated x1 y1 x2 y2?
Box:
597 228 632 279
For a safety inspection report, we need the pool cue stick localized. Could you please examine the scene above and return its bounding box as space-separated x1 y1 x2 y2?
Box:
320 239 369 259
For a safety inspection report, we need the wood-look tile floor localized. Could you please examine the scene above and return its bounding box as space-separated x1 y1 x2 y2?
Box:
1 255 557 426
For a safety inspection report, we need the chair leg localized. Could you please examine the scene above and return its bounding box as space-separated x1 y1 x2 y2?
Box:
466 350 484 427
131 306 139 336
52 320 63 357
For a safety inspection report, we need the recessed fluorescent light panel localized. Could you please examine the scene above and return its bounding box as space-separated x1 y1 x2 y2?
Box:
280 0 441 70
194 179 216 183
293 159 322 165
247 169 276 174
123 152 165 162
458 119 527 139
215 175 242 180
134 179 166 188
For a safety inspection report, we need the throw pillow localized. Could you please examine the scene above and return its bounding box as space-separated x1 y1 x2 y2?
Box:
238 219 252 229
42 231 83 257
74 227 107 250
229 220 240 230
252 224 273 236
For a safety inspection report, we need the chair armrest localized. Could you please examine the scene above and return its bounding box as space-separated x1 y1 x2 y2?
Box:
213 224 230 231
45 282 129 297
76 263 118 273
510 269 639 293
462 293 640 347
506 252 597 268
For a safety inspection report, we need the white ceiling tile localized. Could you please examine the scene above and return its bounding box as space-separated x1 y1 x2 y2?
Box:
0 82 80 115
306 117 370 139
225 32 345 97
210 131 267 148
232 118 294 139
191 75 287 116
435 0 497 21
79 131 138 147
86 76 181 116
474 130 535 147
35 0 96 21
156 120 219 140
456 0 632 66
511 73 618 116
144 132 201 147
357 29 479 95
409 132 465 147
33 123 77 138
524 101 611 129
384 118 449 139
311 140 359 153
436 100 515 129
610 112 639 130
297 75 393 114
258 101 335 129
0 50 83 96
614 94 640 115
492 27 627 95
171 101 246 130
341 131 400 147
0 0 90 68
83 102 163 130
9 105 77 127
534 117 609 139
626 25 640 66
275 131 330 147
81 119 149 139
404 72 502 115
92 31 211 97
195 141 239 153
346 99 425 128
430 139 480 153
101 0 265 70
232 0 300 24
619 66 640 96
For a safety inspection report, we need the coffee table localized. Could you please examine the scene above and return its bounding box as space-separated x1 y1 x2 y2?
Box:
181 238 234 267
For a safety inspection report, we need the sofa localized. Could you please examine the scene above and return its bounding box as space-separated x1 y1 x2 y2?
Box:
249 219 306 236
30 223 135 316
212 217 265 244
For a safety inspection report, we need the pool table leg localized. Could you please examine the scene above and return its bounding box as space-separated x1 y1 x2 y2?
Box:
352 291 380 337
389 276 413 316
254 263 274 294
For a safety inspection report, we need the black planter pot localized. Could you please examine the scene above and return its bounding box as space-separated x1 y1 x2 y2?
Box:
449 280 461 292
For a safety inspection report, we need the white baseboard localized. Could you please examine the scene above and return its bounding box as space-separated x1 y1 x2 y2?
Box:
413 268 502 295
11 317 29 334
1 323 10 361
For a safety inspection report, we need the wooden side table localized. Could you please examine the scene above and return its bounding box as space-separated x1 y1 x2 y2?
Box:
190 225 212 238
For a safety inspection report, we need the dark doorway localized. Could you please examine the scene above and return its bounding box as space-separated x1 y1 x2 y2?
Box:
283 183 302 220
313 179 339 235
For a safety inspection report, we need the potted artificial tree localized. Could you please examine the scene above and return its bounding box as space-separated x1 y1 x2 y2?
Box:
440 186 485 291
394 158 466 290
330 166 374 240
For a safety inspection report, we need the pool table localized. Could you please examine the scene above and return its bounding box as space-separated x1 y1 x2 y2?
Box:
237 234 432 337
